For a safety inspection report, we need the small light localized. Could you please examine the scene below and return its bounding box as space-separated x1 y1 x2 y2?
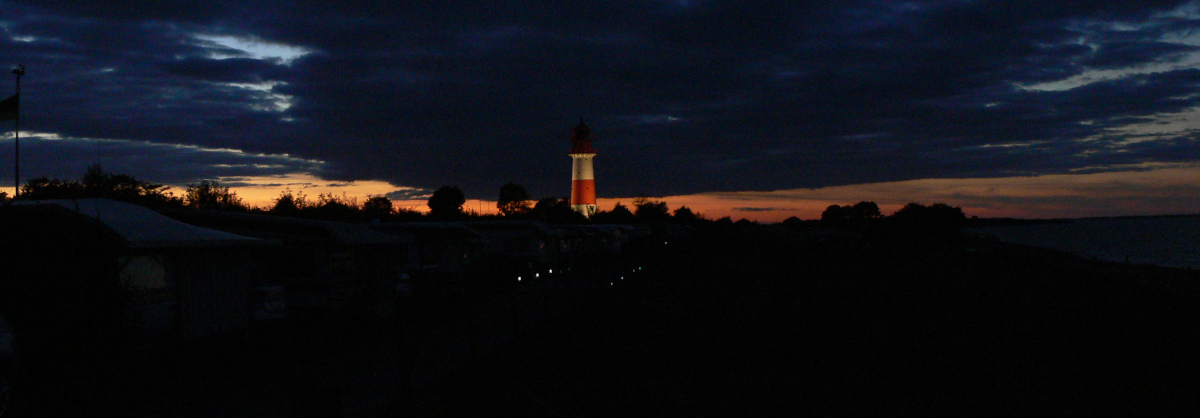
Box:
535 273 540 278
549 269 554 274
517 277 522 281
620 276 624 280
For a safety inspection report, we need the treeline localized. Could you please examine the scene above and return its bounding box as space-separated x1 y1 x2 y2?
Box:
0 166 723 225
380 183 712 225
812 201 966 228
1 166 973 232
788 200 970 251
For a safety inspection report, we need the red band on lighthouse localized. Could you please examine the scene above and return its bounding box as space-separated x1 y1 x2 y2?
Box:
571 179 595 205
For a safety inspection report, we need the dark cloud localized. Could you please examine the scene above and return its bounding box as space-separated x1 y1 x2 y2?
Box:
2 0 1199 200
162 58 291 83
733 207 782 212
385 188 433 201
1085 41 1198 69
0 133 323 186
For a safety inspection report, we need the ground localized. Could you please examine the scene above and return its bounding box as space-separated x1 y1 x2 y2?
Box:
389 228 1200 416
15 226 1200 416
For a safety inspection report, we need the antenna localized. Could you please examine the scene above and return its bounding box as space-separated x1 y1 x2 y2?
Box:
11 64 24 197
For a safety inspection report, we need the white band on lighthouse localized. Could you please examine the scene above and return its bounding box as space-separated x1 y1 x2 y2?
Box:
571 154 594 180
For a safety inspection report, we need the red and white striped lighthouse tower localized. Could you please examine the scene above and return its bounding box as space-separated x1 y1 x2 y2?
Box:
569 120 598 217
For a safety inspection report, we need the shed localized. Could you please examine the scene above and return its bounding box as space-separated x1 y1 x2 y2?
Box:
458 221 565 281
1 199 265 346
370 222 486 296
162 209 406 316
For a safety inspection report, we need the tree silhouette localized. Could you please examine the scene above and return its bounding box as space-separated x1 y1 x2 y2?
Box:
851 201 881 219
714 216 734 230
865 202 969 251
19 177 85 200
530 197 585 223
633 196 670 223
427 186 466 219
362 195 394 220
270 189 310 217
80 165 176 206
673 206 699 224
309 193 360 221
18 165 181 208
782 216 805 230
610 202 634 222
893 202 930 219
822 201 881 227
927 203 967 225
592 202 634 224
185 180 247 211
496 182 533 217
393 206 424 221
821 204 848 224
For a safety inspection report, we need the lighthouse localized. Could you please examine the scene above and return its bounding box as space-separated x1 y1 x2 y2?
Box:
569 120 598 217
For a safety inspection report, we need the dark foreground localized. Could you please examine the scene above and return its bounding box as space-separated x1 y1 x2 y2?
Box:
18 227 1200 415
391 229 1200 416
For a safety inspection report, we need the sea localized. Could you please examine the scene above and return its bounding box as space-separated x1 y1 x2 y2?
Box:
968 215 1200 270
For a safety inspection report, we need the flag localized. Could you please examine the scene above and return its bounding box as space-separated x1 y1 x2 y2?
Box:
0 93 17 121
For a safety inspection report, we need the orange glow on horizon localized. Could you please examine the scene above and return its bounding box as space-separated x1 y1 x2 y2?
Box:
601 163 1200 222
210 164 1200 223
216 174 502 215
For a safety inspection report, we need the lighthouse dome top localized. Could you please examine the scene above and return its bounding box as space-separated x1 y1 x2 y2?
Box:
569 120 597 155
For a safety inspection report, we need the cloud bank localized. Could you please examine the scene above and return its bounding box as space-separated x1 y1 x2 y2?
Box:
1 1 1198 212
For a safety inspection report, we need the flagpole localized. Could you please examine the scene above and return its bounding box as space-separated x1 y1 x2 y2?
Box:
11 64 22 198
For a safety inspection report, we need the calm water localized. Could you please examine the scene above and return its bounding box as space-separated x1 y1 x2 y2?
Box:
969 215 1200 269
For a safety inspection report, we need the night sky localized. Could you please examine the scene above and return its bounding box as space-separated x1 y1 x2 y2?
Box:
3 1 1200 220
